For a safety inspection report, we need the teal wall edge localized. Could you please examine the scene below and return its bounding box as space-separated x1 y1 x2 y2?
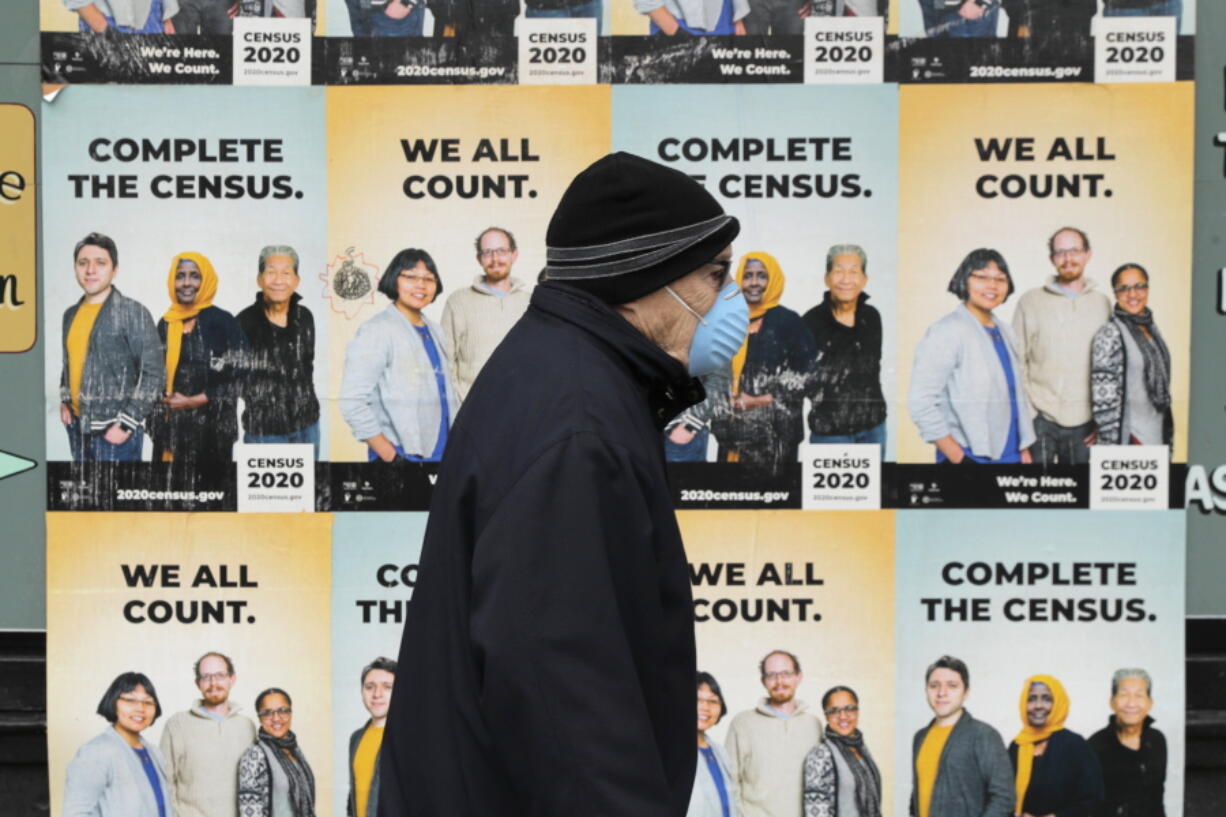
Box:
0 0 45 630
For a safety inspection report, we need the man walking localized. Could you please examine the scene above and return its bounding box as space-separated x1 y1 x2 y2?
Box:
378 152 748 817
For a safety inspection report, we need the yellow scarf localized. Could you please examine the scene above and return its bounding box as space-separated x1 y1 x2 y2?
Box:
162 252 219 395
730 251 785 395
1012 674 1070 814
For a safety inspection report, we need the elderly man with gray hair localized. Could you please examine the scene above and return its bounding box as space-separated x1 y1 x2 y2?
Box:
237 244 322 457
801 243 887 447
1088 668 1167 817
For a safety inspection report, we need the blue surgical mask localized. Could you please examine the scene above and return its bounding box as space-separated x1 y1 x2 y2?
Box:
666 281 749 377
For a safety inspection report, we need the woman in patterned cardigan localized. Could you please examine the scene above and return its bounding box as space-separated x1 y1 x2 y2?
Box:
238 688 316 817
1090 263 1173 447
803 686 881 817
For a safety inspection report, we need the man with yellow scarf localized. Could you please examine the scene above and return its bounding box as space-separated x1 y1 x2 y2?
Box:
150 252 248 468
1007 675 1104 817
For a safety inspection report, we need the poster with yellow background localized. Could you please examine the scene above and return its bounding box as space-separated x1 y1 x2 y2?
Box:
680 510 896 815
47 513 333 816
324 84 611 462
896 83 1192 463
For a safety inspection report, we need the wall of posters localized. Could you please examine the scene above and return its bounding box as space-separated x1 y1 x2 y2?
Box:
24 0 1212 812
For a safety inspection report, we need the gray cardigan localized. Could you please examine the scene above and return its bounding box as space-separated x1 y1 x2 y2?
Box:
688 739 739 817
339 304 458 457
907 305 1036 460
63 727 174 817
60 287 165 434
909 710 1013 817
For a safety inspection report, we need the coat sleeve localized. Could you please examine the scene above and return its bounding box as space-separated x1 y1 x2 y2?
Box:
237 746 271 817
339 321 390 443
469 431 686 817
978 729 1016 817
205 312 251 404
802 744 836 817
159 718 183 817
907 321 960 444
123 302 167 429
723 718 747 813
62 741 113 817
1053 739 1105 817
1090 323 1124 445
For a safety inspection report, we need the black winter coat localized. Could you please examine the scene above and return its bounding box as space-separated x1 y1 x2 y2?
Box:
710 304 816 469
1009 728 1105 817
151 305 248 466
237 293 320 437
1088 717 1167 817
801 292 886 437
379 282 703 817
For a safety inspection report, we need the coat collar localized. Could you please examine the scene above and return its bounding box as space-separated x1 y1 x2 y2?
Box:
252 291 303 327
530 282 704 428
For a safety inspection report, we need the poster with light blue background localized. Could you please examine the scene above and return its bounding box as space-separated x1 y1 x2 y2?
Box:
614 84 900 460
331 513 427 817
894 510 1184 817
41 86 329 461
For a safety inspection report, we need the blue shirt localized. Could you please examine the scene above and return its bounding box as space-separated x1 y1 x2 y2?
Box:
79 0 165 33
698 745 731 817
650 0 735 34
132 747 166 817
936 325 1021 464
413 323 450 461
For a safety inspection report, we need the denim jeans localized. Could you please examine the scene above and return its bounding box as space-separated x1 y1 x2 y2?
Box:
664 427 710 462
244 421 321 460
809 421 886 449
919 3 999 37
525 0 603 35
174 0 233 34
67 418 144 462
1103 0 1181 29
1032 415 1094 466
369 1 426 36
79 0 165 32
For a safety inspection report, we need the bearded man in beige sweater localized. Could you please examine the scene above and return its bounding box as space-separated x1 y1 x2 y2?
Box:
1011 226 1112 465
725 650 822 817
440 227 532 401
159 652 256 817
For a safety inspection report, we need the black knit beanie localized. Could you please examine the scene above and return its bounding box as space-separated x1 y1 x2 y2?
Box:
544 152 740 304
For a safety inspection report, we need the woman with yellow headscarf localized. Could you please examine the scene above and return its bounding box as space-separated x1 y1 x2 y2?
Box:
1007 675 1104 817
709 251 816 469
149 252 248 466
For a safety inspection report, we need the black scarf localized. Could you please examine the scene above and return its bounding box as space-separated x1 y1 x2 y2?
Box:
824 725 882 817
1114 305 1171 411
259 729 316 817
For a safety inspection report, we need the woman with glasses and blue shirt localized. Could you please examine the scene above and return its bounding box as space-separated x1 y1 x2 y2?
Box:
690 671 738 817
340 248 459 463
907 248 1036 464
64 672 173 817
1091 263 1173 448
803 686 882 817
